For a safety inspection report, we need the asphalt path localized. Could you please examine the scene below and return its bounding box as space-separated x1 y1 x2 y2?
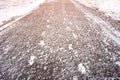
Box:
0 0 120 79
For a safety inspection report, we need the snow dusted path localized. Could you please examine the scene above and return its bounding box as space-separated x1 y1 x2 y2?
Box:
71 0 120 47
0 0 120 79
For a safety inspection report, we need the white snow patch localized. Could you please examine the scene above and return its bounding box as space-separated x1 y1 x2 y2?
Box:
47 0 55 2
38 40 45 47
47 19 50 23
78 63 86 74
66 26 71 31
99 0 120 20
41 31 46 36
115 61 120 67
72 33 78 39
74 51 78 57
60 47 64 51
0 22 3 25
29 55 36 65
68 44 73 50
44 66 47 70
46 25 50 28
27 50 30 53
73 76 78 80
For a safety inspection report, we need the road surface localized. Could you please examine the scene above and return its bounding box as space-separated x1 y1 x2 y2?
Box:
0 0 120 80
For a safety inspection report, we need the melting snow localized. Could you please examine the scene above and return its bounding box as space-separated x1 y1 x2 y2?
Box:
29 55 36 65
78 63 86 74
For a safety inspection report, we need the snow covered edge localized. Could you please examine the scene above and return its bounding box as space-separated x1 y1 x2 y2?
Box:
0 0 46 31
75 0 120 21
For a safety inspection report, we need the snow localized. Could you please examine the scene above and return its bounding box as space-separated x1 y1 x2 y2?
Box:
115 61 120 67
38 40 45 47
47 0 56 2
68 44 73 50
44 66 47 70
78 63 86 74
72 33 78 39
99 0 120 20
0 0 45 25
60 47 64 51
47 19 50 23
0 17 24 31
75 0 120 20
72 0 120 46
46 25 50 28
4 45 10 54
66 26 71 31
73 76 78 80
0 22 3 25
29 55 36 65
41 31 46 36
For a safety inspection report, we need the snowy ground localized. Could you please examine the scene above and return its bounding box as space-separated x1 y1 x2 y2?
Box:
75 0 120 20
0 0 45 26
